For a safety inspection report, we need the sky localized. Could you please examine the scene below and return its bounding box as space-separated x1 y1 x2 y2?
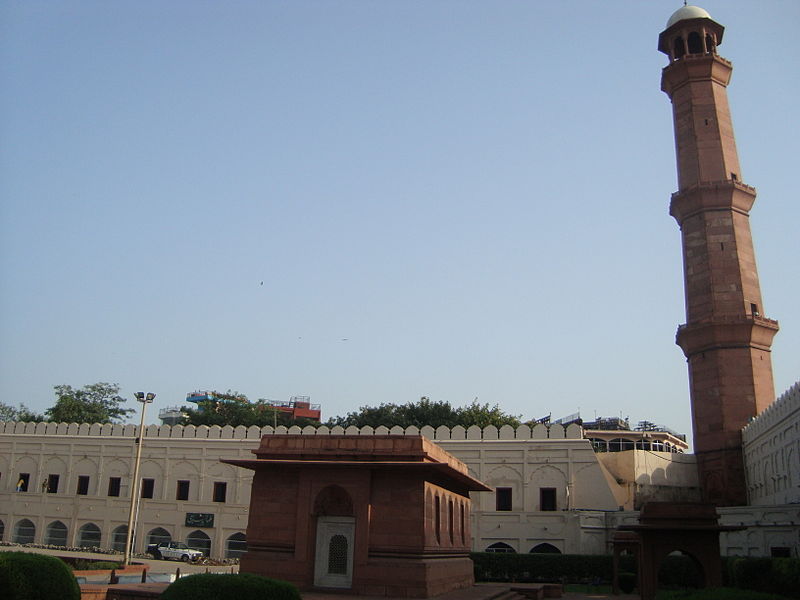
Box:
1 1 798 443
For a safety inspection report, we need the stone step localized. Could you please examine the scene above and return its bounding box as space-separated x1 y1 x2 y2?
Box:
491 593 528 600
509 582 563 599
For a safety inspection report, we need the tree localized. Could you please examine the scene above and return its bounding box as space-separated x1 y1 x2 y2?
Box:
326 397 522 429
457 400 523 428
181 391 320 428
0 402 45 423
45 383 133 424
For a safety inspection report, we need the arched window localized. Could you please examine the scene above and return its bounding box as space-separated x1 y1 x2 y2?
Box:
448 500 454 544
45 521 68 546
77 523 101 548
530 543 561 554
486 542 515 553
705 34 715 53
13 519 35 544
147 527 171 547
0 519 4 541
636 440 651 450
688 32 703 54
673 36 686 60
226 532 247 559
590 438 608 452
434 496 441 544
460 502 466 545
328 534 348 575
609 438 635 452
111 525 128 552
187 530 211 556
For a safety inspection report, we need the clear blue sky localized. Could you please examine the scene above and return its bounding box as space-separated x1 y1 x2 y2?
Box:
1 1 798 443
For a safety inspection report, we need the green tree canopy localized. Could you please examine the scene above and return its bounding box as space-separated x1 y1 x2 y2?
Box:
326 397 521 429
0 402 45 423
45 382 133 424
181 391 320 428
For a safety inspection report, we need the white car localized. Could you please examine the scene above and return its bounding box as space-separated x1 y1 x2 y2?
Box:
147 541 203 562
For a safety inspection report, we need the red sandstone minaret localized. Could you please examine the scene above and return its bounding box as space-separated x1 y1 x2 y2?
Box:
658 6 779 506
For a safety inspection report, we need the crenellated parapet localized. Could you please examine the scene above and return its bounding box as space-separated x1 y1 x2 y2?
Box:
742 381 800 443
742 381 800 506
0 421 584 440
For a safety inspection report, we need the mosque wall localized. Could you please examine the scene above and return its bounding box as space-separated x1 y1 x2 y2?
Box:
743 381 800 506
0 420 795 558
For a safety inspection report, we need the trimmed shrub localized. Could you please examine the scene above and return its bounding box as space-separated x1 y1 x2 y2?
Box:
470 552 636 583
68 559 122 570
727 557 800 599
160 572 300 600
0 551 81 600
772 558 800 596
618 571 636 593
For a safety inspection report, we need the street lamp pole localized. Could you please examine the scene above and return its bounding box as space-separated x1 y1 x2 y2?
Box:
123 391 155 566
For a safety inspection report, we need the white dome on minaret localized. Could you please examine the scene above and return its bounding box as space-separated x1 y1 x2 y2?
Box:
666 5 712 28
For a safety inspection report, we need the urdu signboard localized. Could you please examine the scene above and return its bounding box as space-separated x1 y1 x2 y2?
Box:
185 512 214 528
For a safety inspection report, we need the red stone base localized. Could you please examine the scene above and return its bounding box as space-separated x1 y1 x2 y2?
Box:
356 555 475 597
241 549 475 598
239 548 308 590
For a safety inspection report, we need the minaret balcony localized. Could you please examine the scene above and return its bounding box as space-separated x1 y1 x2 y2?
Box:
661 53 732 95
670 180 757 224
676 315 780 357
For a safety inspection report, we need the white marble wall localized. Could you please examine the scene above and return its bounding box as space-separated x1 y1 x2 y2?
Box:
743 381 800 506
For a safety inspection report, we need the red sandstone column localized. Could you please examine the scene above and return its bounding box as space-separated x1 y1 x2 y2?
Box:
658 8 779 506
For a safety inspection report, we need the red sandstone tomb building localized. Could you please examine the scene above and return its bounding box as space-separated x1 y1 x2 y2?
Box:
224 435 490 597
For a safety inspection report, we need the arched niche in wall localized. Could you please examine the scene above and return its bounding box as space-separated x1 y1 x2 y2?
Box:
313 485 354 517
485 542 516 553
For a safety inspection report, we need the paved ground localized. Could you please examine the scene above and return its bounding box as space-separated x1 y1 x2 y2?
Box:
303 583 639 600
3 545 237 578
4 546 638 599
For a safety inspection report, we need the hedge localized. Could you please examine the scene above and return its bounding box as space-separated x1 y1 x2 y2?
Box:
472 552 800 598
470 552 636 583
160 572 300 600
656 588 791 600
722 557 800 599
0 551 81 600
63 558 122 571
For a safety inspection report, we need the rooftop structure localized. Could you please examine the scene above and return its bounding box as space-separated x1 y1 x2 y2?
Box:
264 396 321 421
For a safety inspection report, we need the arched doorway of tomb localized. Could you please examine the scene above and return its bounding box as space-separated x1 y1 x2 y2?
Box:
312 485 355 589
45 520 68 546
530 543 561 554
657 549 704 591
